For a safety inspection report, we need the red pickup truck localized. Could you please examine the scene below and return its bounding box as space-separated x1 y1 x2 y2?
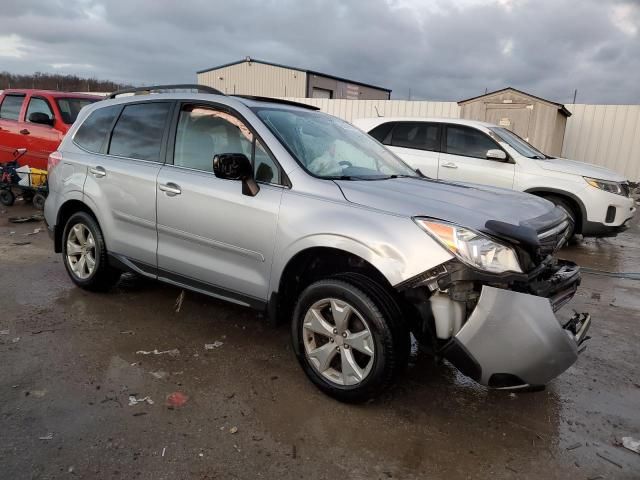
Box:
0 89 101 170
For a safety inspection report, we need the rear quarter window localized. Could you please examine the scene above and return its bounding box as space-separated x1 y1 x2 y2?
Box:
74 105 121 153
368 122 394 143
0 94 26 121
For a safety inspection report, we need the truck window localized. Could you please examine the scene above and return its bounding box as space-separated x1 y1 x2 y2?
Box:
0 94 26 121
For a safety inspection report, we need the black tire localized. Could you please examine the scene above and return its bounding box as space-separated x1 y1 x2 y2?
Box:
32 193 46 210
545 195 577 239
62 211 120 291
292 277 409 403
0 189 15 206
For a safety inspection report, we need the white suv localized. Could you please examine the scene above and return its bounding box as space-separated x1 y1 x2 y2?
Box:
354 117 636 238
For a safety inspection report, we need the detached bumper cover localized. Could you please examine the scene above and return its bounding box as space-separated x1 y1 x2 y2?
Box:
444 286 589 387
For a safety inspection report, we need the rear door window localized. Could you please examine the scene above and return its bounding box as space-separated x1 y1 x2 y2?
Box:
74 105 121 153
391 123 440 151
108 102 171 161
445 125 500 159
25 97 54 124
0 94 26 121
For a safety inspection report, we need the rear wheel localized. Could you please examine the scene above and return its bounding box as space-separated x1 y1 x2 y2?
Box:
62 211 120 291
0 189 15 206
32 193 46 210
292 277 409 403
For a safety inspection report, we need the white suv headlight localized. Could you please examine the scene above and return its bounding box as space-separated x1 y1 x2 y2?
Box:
584 177 626 196
415 219 522 274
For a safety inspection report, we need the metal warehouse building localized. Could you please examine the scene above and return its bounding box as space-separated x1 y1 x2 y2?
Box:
197 57 391 100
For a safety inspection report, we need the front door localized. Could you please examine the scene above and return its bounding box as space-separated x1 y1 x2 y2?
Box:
22 95 64 170
438 124 515 189
485 104 533 141
156 103 284 305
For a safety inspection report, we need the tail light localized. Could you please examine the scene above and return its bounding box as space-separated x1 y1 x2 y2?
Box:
48 151 63 171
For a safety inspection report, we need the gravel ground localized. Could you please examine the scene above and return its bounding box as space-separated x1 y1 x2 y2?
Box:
1 202 639 480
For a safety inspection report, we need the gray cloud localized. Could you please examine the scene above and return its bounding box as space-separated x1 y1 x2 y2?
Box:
0 0 638 103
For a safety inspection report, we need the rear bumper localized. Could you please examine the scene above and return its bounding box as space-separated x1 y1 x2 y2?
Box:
443 285 590 387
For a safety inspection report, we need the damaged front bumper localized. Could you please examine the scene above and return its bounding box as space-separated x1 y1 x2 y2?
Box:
404 259 591 388
441 286 591 388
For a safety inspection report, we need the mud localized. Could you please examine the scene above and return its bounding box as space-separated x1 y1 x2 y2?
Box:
1 202 639 479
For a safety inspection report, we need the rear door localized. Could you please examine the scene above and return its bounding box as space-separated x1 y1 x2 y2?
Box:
156 102 284 305
370 121 441 178
82 100 173 268
0 93 27 163
22 95 64 170
438 124 515 189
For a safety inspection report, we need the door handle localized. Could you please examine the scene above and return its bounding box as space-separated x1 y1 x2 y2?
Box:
159 182 181 196
20 129 30 135
89 166 106 177
441 162 458 169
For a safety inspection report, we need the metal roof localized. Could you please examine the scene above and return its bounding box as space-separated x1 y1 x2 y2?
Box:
197 58 392 93
458 87 572 117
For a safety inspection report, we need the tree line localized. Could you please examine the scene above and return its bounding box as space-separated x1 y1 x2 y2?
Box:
0 71 130 93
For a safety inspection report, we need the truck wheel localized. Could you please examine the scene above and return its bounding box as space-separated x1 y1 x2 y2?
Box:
292 277 409 403
32 193 46 210
0 189 15 206
62 211 120 291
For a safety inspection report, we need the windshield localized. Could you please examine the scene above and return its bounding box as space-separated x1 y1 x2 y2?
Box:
490 127 548 159
253 107 419 179
56 98 98 124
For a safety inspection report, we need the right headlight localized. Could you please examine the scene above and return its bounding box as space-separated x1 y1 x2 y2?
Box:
414 218 522 274
584 177 626 196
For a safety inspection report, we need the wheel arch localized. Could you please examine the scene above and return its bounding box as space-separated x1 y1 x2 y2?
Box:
268 246 394 326
525 187 587 233
54 199 99 253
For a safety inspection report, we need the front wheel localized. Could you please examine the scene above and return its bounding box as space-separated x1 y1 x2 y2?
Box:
292 278 409 403
62 211 120 291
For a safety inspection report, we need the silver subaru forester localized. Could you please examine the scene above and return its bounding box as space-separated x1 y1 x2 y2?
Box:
44 85 591 402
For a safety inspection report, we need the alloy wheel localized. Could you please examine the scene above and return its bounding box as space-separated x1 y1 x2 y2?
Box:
302 298 375 386
66 223 96 280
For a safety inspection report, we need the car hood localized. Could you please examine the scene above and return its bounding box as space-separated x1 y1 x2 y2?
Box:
335 177 563 237
537 157 627 181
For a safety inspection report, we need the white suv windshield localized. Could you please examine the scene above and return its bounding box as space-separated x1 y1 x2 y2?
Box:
490 127 548 159
253 107 419 179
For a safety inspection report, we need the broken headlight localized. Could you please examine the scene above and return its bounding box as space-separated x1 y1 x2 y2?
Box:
414 218 522 274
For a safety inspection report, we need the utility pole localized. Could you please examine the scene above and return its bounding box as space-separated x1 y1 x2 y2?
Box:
572 89 577 104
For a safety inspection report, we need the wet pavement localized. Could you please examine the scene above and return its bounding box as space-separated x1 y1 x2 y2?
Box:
1 202 639 480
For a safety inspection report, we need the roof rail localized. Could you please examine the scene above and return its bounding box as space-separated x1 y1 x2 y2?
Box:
232 95 320 111
108 84 224 99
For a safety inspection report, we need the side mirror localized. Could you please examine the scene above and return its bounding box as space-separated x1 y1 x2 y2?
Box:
213 153 260 197
28 112 54 126
486 149 507 161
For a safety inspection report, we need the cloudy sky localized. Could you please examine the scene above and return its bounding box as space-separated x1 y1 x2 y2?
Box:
1 0 638 103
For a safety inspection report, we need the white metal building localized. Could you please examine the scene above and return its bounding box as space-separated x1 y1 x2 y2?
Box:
196 57 391 100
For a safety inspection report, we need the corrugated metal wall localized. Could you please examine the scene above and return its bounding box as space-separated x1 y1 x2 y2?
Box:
283 98 640 180
282 98 460 122
198 63 306 97
562 104 640 181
